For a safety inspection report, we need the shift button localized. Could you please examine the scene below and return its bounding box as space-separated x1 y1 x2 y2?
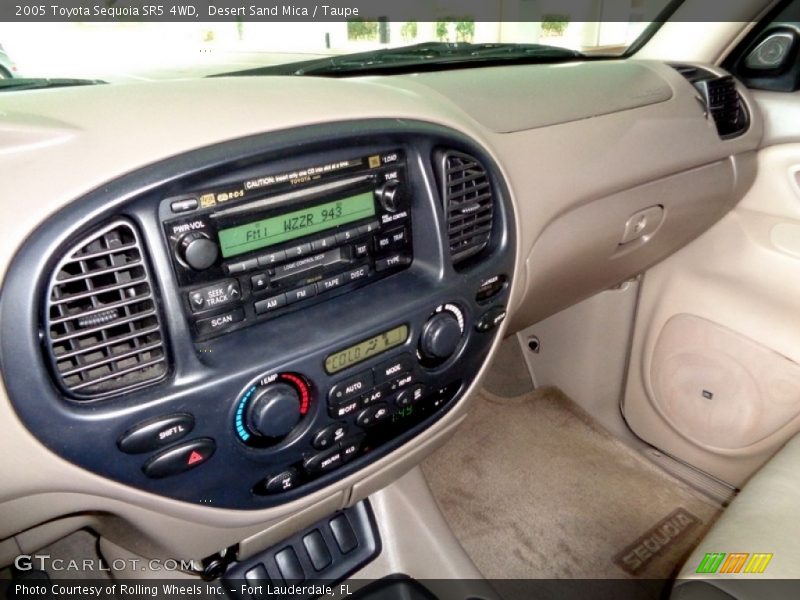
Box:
118 414 194 454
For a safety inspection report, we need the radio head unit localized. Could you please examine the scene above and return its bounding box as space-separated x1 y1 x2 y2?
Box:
161 150 412 339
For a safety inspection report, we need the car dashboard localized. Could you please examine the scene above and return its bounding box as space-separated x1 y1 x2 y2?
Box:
0 58 761 564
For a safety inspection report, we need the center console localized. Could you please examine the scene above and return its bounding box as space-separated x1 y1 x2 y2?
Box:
0 121 515 510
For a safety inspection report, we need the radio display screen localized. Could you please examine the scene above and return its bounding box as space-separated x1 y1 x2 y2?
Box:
218 191 376 258
324 325 409 375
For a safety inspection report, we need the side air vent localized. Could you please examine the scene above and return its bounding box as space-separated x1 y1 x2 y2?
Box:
671 65 749 139
44 220 167 399
696 76 749 138
439 150 494 264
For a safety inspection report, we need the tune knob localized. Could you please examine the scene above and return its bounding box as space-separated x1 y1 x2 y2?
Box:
375 180 404 213
419 304 465 363
179 232 218 270
245 383 302 439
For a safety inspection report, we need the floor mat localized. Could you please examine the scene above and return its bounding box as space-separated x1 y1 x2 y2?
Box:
421 387 721 580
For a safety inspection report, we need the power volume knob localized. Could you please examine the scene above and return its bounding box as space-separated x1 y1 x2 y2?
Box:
245 383 301 439
375 180 404 213
179 232 218 271
420 311 463 362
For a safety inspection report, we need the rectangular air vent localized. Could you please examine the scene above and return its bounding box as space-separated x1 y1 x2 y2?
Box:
440 150 494 264
44 220 167 399
697 76 749 138
672 66 750 139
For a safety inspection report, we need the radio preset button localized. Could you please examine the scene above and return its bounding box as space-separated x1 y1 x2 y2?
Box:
257 250 286 267
311 235 337 252
287 284 317 304
195 307 244 335
358 221 381 236
375 253 410 272
312 422 349 450
335 228 361 245
286 242 312 259
225 261 248 275
356 403 392 428
373 353 414 384
329 370 374 404
316 274 343 294
250 273 270 293
254 293 287 314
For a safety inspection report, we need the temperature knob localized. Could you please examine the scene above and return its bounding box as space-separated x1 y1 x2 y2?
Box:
234 373 311 447
178 232 218 271
246 383 301 439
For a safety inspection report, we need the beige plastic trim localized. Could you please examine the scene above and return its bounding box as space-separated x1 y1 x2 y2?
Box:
624 143 800 487
349 467 497 598
518 280 640 440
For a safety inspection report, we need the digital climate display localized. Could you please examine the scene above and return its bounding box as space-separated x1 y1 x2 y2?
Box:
325 325 409 375
218 191 376 258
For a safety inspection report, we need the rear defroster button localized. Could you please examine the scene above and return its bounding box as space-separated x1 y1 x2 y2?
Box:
142 438 216 479
356 403 392 428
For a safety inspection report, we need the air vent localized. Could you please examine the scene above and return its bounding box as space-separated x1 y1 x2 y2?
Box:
440 150 494 264
44 220 167 399
696 76 749 138
672 65 749 139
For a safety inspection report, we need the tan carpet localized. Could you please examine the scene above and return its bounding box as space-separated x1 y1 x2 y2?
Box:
422 387 721 580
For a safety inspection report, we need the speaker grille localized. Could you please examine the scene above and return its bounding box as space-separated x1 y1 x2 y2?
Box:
44 220 167 399
440 150 494 264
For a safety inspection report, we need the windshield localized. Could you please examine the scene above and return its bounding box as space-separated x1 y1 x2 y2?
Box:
0 6 674 82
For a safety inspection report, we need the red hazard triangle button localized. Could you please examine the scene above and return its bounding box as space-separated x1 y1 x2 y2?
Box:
187 450 204 465
142 439 216 479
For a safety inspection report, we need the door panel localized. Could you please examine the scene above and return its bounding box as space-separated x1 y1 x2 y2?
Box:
623 135 800 488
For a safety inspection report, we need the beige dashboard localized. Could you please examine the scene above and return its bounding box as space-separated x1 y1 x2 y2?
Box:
0 57 761 563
